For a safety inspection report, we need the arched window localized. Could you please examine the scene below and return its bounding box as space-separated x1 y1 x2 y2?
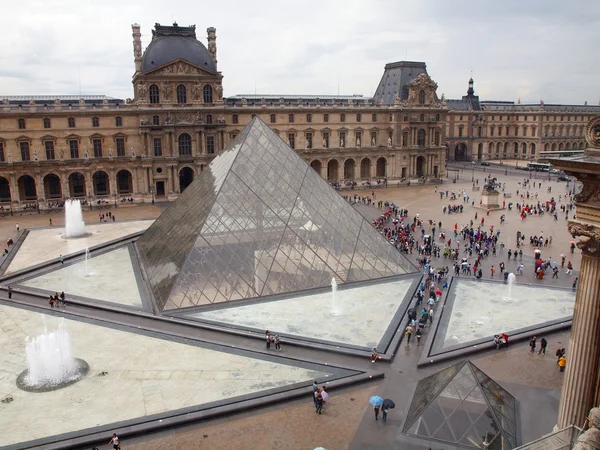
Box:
176 84 187 104
203 85 213 104
43 118 51 129
68 117 76 128
115 116 122 127
417 129 426 147
178 133 192 156
270 114 276 124
149 84 160 104
92 117 99 127
153 115 159 126
206 114 213 125
418 90 426 105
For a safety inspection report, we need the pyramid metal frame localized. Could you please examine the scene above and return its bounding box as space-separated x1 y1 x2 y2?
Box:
137 117 417 311
403 360 519 449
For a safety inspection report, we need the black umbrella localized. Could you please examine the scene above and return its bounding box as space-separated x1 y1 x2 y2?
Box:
382 399 396 409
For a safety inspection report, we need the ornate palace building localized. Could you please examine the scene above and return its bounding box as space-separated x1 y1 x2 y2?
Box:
0 22 597 207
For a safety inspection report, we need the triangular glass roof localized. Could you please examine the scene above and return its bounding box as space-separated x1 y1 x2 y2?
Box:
136 117 416 311
404 361 518 449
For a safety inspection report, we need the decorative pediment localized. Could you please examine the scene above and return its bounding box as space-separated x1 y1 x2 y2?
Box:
145 59 216 76
15 135 31 142
65 134 80 141
40 134 57 141
89 133 104 141
112 132 128 141
407 73 438 90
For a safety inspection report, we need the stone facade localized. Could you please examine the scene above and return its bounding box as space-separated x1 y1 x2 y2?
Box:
445 79 598 162
0 22 595 208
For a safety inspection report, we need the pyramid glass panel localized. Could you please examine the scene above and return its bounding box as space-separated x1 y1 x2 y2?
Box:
404 361 518 449
137 117 415 311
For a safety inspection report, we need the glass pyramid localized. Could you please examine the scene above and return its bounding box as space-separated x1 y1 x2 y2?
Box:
137 117 416 311
403 361 518 449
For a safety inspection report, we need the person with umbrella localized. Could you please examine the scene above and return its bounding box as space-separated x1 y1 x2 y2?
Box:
382 399 395 422
369 396 383 421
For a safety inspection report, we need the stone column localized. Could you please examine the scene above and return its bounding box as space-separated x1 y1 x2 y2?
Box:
557 220 600 429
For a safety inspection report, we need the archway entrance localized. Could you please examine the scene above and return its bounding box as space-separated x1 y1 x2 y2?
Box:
360 158 371 179
477 143 483 161
92 171 109 196
343 159 355 180
179 167 194 192
416 156 426 177
376 157 386 177
327 160 339 181
18 175 37 200
117 170 133 194
454 143 468 161
310 160 322 175
43 174 62 199
0 177 11 202
69 172 86 198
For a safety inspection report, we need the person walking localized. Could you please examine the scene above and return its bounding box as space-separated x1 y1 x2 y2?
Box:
265 332 271 350
405 325 414 344
529 336 536 353
16 223 19 232
490 265 495 277
274 335 281 351
59 291 66 307
428 308 434 324
312 381 319 407
566 261 573 275
539 338 547 355
60 254 64 265
49 218 52 226
416 328 422 346
7 286 12 299
374 405 380 421
108 433 121 450
558 355 566 372
316 391 324 415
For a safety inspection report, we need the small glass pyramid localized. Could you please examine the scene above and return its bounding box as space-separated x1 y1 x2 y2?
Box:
137 117 416 311
403 360 518 449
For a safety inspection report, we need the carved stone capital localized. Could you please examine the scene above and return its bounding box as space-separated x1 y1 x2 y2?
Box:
574 174 600 204
568 220 600 256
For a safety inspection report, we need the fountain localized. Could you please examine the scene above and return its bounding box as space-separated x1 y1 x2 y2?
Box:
331 277 338 315
506 273 516 300
64 199 86 238
16 320 89 392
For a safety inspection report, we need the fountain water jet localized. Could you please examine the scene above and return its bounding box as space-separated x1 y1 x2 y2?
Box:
16 319 89 392
507 273 516 300
331 277 338 315
64 200 86 238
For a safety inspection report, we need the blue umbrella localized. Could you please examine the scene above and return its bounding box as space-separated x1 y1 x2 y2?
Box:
369 395 384 406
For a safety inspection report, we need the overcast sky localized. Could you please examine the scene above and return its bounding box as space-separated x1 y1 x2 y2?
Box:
1 0 599 104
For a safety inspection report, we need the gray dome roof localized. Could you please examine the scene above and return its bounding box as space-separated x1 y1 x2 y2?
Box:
142 36 216 73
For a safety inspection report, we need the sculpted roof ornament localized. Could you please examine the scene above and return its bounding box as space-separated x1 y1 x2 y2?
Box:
152 23 196 39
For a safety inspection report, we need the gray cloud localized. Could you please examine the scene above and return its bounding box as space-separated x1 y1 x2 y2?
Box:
1 0 598 104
